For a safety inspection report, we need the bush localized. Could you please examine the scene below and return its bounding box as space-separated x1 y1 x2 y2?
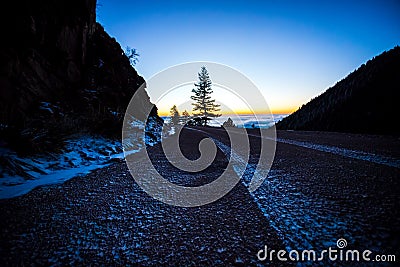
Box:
222 118 235 128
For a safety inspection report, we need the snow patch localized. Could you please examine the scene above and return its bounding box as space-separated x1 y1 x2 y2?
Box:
0 115 167 199
0 136 128 199
276 138 400 169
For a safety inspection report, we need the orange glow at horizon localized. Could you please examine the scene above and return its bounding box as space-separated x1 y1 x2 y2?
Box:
152 83 300 117
157 107 297 116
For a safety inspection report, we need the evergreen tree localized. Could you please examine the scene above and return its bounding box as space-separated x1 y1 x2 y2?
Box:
125 46 140 66
169 105 180 125
222 117 236 128
191 67 221 126
181 110 191 125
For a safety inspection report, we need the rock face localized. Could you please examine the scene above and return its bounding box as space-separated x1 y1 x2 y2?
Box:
276 46 400 135
0 0 159 153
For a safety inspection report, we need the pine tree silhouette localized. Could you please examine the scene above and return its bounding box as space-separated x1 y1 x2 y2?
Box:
191 66 221 126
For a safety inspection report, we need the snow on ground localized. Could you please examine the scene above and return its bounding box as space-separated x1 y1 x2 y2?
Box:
0 136 128 199
188 128 398 254
0 117 164 199
275 137 400 169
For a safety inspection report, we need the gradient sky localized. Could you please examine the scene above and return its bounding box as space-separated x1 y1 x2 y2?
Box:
97 0 399 115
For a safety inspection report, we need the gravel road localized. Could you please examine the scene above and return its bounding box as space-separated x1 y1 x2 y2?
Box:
0 128 398 266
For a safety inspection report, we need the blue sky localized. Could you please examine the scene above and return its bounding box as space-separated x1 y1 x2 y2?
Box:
97 0 399 114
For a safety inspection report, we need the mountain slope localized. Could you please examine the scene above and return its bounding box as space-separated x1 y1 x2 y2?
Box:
0 0 159 154
276 46 400 135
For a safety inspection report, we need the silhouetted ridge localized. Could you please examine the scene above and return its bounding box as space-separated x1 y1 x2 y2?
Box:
276 46 400 135
0 0 160 154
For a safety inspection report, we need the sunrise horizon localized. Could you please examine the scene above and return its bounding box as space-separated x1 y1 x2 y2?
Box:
157 108 296 117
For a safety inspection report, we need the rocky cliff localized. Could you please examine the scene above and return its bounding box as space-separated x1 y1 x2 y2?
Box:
0 0 159 154
276 46 400 135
